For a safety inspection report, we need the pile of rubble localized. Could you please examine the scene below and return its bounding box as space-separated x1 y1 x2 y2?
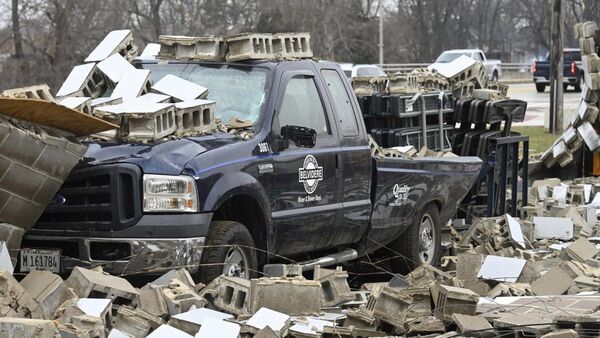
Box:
351 54 508 100
542 21 600 167
1 30 316 144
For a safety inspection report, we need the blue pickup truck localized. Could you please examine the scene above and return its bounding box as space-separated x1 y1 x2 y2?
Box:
19 59 482 282
532 48 583 93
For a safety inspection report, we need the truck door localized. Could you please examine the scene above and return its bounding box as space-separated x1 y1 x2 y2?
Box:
268 69 343 256
318 66 373 246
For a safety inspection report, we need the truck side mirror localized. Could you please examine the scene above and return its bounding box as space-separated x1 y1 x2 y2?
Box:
280 125 316 148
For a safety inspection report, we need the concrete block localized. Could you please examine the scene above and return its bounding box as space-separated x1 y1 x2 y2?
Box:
146 324 192 338
533 216 574 240
162 279 207 316
1 84 54 101
0 271 41 318
196 317 240 338
575 21 598 39
96 101 177 140
577 121 600 151
132 93 172 104
262 263 303 277
565 238 599 262
174 99 216 136
144 269 196 290
584 68 600 90
138 43 161 61
0 241 12 274
108 328 131 338
405 316 445 335
581 83 598 103
494 314 553 337
371 285 412 328
246 307 290 334
135 288 168 319
97 53 136 84
452 313 493 336
70 314 105 337
77 298 112 327
313 266 354 307
583 54 600 75
85 29 138 62
576 100 599 122
432 284 479 322
531 266 574 295
169 308 233 335
477 255 526 283
387 73 419 94
506 214 526 248
110 69 151 100
112 305 164 337
471 89 503 101
56 63 107 98
250 276 321 316
351 76 387 95
59 96 92 114
65 267 139 304
226 33 274 61
0 318 59 337
152 74 208 102
20 270 77 318
273 32 313 59
158 35 227 61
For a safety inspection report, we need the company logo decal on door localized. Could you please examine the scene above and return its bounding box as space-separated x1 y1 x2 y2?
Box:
390 183 410 206
298 155 323 195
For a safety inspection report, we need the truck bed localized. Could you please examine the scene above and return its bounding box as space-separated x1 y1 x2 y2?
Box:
367 155 482 249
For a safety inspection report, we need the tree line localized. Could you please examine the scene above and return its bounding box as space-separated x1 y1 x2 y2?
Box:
0 0 598 91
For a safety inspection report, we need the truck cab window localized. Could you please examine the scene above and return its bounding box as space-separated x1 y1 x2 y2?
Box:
278 76 330 135
321 69 359 136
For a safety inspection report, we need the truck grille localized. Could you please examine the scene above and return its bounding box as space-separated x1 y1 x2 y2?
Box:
36 164 142 231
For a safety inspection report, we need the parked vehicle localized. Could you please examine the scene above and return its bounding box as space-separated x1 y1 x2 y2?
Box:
431 49 502 81
338 63 386 78
532 48 583 93
19 59 481 282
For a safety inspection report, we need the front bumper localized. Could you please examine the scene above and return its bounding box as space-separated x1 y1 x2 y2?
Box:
20 235 205 276
20 213 212 276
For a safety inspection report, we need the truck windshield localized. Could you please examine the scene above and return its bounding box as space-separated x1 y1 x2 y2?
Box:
435 52 469 63
143 63 269 126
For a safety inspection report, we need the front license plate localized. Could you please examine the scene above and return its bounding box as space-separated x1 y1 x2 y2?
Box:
20 248 60 273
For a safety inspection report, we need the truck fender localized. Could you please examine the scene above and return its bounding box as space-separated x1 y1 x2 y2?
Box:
202 172 271 215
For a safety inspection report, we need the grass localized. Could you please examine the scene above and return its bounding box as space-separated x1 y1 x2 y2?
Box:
512 126 557 155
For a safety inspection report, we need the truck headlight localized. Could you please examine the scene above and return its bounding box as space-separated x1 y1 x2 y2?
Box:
143 174 198 212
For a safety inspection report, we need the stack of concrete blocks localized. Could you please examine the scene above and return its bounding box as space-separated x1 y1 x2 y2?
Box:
0 84 54 101
351 76 387 96
158 35 227 61
0 116 87 264
543 21 600 168
410 68 450 92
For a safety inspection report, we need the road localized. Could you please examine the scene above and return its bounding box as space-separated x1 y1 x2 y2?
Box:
508 83 580 127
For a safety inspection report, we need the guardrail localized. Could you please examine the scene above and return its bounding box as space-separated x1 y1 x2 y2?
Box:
381 63 531 76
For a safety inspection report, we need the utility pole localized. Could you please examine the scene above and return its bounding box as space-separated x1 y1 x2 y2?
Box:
549 0 564 134
379 14 384 67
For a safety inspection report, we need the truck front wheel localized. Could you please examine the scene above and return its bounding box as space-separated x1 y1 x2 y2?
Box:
198 220 258 283
535 84 546 93
390 204 442 274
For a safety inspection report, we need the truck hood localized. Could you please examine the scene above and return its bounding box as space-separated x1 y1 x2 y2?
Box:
82 133 240 175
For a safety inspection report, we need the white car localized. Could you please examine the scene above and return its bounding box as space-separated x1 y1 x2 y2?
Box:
430 49 502 81
338 63 386 78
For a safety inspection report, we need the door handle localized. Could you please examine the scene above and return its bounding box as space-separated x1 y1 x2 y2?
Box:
335 154 342 177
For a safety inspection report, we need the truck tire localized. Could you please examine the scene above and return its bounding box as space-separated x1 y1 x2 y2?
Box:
575 76 582 92
390 204 441 274
198 220 258 283
491 71 499 82
535 84 546 93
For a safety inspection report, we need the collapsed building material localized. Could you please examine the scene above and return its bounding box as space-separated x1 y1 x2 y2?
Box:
85 29 138 62
58 96 92 114
97 53 137 84
432 284 479 322
0 84 53 101
0 224 24 266
162 279 207 315
533 216 574 240
250 276 321 315
158 35 227 61
65 267 139 304
0 318 60 337
0 271 41 318
20 271 77 319
226 33 274 62
151 74 208 101
169 308 233 335
214 276 251 316
477 255 527 283
313 266 354 307
369 285 412 328
56 63 107 99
